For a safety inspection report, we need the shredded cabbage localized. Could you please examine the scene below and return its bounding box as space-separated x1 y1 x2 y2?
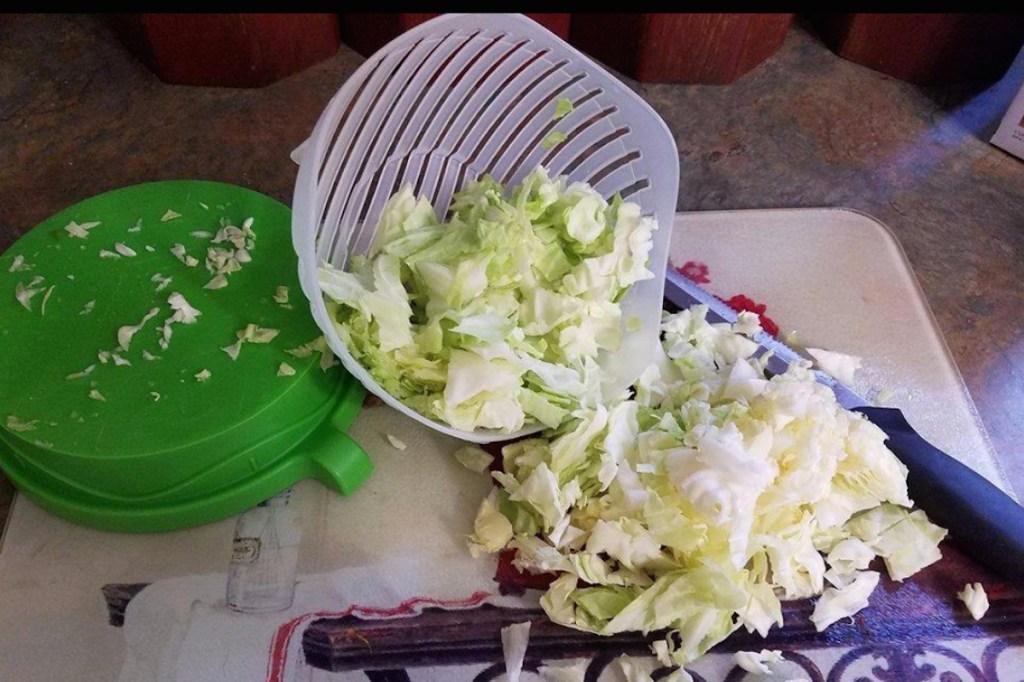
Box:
806 347 862 385
810 570 880 631
319 167 658 433
957 582 989 620
500 621 531 682
453 445 494 474
469 304 947 667
734 649 784 675
6 415 38 432
537 660 588 682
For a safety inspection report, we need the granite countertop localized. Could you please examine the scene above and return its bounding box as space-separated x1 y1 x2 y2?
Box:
0 14 1022 526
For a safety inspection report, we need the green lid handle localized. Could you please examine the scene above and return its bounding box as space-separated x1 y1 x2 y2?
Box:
305 423 372 496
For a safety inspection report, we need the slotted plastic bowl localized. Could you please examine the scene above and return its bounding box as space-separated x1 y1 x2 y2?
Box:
292 13 679 443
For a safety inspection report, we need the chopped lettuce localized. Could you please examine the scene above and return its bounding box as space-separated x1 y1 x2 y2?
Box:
810 570 880 631
845 504 946 581
170 243 199 267
64 220 100 238
467 304 947 666
221 324 278 361
5 415 38 432
65 364 95 380
319 167 658 434
467 489 514 558
117 307 160 350
15 278 43 311
806 347 862 385
537 660 588 682
151 273 173 292
554 98 574 120
39 285 55 315
614 655 659 682
237 324 279 344
204 274 229 290
154 293 202 352
7 255 30 273
958 582 989 620
168 293 201 324
114 242 137 258
500 621 531 682
453 445 494 474
541 130 568 149
734 649 784 675
7 253 29 272
286 336 337 372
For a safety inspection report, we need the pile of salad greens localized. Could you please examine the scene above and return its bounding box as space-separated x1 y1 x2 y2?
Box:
466 305 947 667
318 167 656 433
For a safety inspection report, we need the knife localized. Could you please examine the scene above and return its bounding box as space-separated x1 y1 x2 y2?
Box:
663 267 1024 586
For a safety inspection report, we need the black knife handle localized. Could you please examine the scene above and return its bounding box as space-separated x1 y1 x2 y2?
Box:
857 406 1024 586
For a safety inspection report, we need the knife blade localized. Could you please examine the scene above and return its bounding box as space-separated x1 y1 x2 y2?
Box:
664 267 1024 586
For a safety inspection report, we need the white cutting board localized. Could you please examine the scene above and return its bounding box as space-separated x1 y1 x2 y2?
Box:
670 208 1009 494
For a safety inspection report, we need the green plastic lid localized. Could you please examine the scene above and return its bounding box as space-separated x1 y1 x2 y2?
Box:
0 181 370 532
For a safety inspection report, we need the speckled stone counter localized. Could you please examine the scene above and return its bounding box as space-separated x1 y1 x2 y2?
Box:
1 14 1022 526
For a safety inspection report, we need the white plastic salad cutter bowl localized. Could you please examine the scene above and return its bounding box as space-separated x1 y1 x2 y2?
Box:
291 13 679 443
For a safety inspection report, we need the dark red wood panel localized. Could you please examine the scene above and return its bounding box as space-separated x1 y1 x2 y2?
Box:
110 14 341 88
808 13 1024 85
569 14 793 84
